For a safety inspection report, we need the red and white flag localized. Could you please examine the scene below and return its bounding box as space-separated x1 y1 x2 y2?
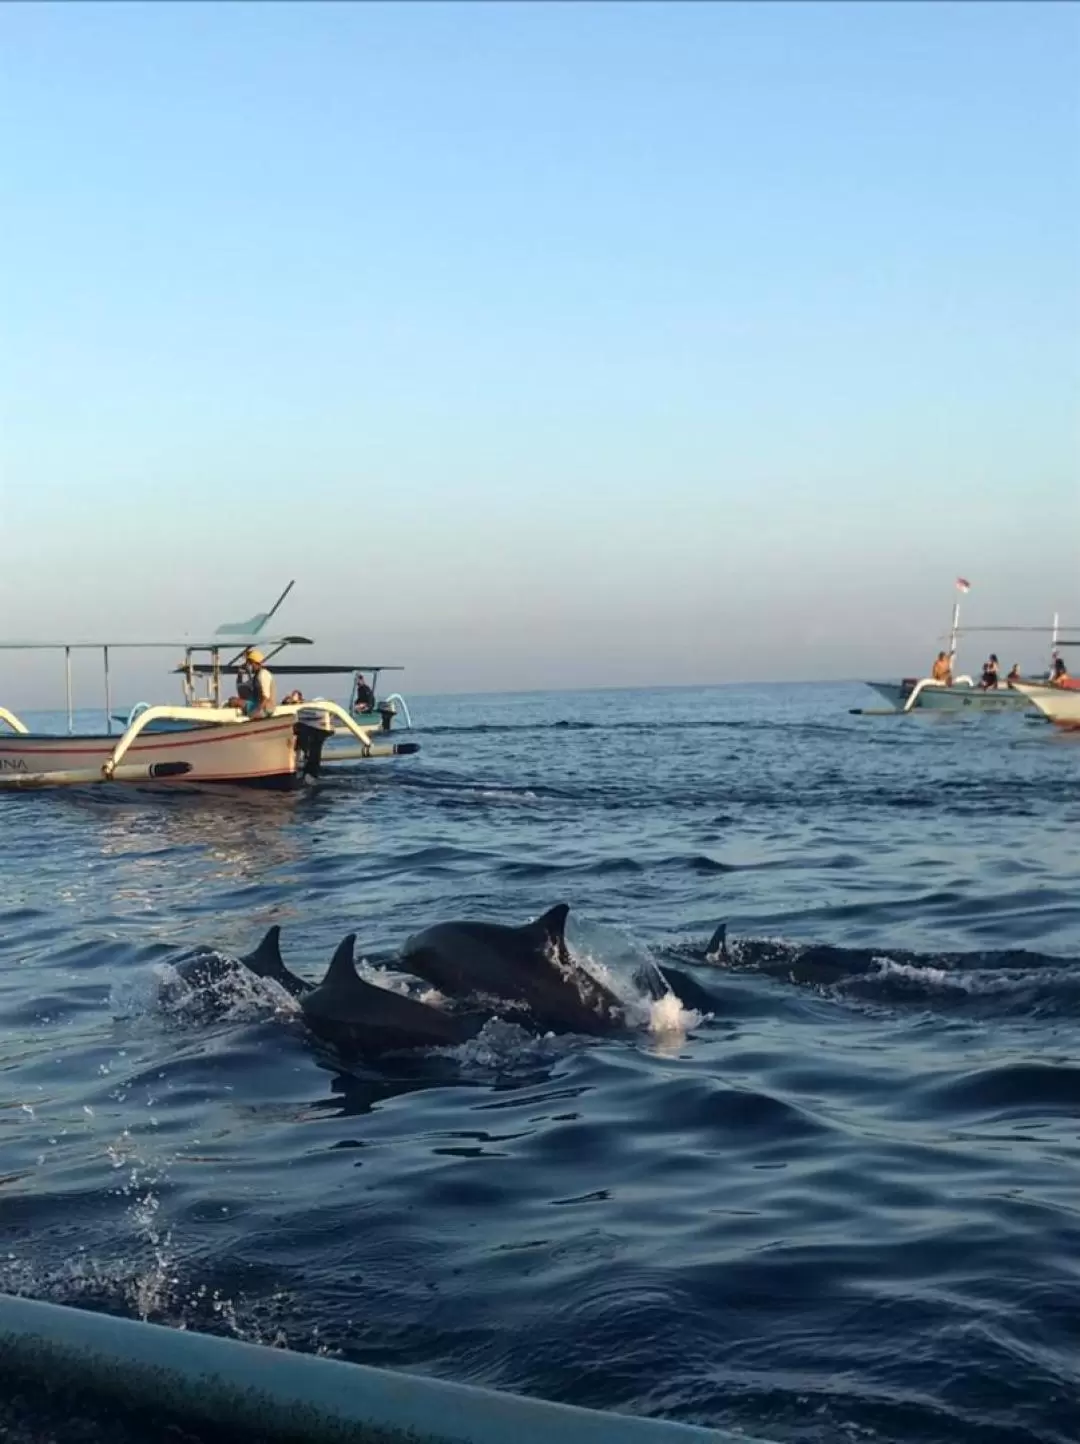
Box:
956 577 971 593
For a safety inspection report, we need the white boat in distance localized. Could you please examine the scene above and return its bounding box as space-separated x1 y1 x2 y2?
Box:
859 581 1075 715
1009 643 1080 727
0 585 419 791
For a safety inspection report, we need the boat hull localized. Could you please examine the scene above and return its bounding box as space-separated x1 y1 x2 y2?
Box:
865 680 1032 713
1008 682 1080 728
0 716 302 789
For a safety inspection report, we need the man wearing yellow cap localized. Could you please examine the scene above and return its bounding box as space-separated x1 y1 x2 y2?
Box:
242 647 276 719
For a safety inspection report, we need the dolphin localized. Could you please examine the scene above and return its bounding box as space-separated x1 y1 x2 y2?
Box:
299 934 486 1055
172 925 312 1000
400 903 627 1037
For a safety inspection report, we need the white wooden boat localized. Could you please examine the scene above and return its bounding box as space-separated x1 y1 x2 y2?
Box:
0 590 419 791
0 708 301 789
1009 679 1080 727
857 581 1074 716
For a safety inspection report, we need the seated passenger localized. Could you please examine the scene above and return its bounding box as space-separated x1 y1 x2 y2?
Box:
980 654 1000 690
282 690 304 705
1051 657 1070 687
930 651 952 685
1006 663 1021 683
353 673 376 713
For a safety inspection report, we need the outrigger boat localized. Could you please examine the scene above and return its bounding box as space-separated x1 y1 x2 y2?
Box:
857 582 1074 716
0 591 419 791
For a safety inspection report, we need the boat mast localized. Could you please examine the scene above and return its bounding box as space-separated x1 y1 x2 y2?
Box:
948 577 971 667
948 598 961 663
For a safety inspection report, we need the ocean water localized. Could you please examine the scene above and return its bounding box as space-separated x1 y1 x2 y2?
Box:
2 683 1079 1444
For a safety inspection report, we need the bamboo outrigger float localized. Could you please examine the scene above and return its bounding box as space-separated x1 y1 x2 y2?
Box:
0 586 420 791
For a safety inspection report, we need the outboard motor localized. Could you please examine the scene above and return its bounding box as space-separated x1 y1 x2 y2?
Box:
294 706 335 779
379 699 397 733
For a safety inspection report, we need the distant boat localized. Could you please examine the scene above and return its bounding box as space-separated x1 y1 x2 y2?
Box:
857 580 1073 716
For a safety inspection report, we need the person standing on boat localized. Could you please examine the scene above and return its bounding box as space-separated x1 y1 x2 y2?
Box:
242 647 276 718
980 654 1000 689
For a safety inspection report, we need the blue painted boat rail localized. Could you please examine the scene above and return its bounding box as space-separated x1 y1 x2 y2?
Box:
0 1292 766 1444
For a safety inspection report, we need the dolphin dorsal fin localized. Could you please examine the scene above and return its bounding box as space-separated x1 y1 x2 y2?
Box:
255 925 283 962
705 922 729 962
323 934 359 989
529 903 570 948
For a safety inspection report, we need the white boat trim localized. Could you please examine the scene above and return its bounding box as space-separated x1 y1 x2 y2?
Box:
0 1291 757 1444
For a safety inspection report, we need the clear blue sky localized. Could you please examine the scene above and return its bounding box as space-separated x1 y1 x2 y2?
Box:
1 1 1077 704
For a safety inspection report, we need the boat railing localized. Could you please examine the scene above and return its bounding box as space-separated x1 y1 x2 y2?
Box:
103 704 255 778
0 707 29 735
380 692 412 729
275 698 385 750
901 674 985 712
901 677 945 712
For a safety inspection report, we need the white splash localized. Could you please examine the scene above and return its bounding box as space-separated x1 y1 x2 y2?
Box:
452 1017 576 1072
565 915 703 1040
135 955 303 1028
357 959 450 1011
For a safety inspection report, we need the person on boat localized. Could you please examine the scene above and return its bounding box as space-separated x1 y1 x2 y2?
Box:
242 647 276 718
1006 663 1021 684
930 651 952 685
1051 657 1071 687
979 654 1000 690
282 689 304 705
353 673 376 713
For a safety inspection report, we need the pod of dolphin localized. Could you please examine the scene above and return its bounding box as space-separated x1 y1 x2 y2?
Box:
173 906 731 1058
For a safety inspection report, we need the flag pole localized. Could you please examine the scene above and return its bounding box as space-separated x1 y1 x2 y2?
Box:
949 598 961 661
949 578 970 665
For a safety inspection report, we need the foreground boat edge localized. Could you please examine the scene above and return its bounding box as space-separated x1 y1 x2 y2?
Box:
0 1291 761 1444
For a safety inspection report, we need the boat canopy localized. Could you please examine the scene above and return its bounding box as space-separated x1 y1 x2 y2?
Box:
0 636 313 652
175 662 402 677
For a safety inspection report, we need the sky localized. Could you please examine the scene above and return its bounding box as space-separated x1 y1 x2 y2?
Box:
1 1 1077 705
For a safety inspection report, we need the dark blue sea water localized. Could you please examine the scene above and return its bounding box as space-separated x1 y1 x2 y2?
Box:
2 683 1080 1444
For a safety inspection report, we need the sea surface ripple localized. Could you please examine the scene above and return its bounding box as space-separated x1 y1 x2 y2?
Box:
2 683 1079 1444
